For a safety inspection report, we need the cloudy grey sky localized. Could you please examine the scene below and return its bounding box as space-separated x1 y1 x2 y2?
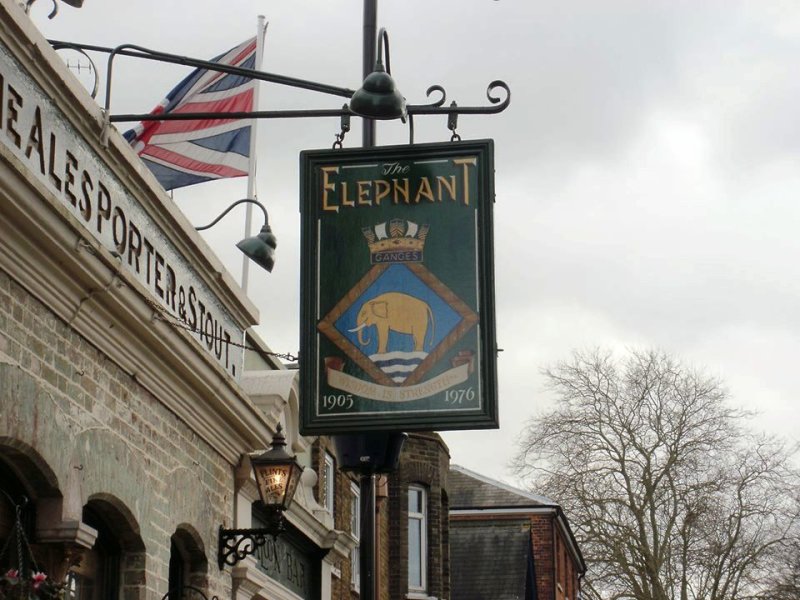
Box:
32 0 800 484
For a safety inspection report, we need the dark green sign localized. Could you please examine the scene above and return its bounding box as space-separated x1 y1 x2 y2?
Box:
300 140 498 434
252 514 322 598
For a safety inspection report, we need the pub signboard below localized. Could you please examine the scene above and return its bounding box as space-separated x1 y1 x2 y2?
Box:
300 140 499 434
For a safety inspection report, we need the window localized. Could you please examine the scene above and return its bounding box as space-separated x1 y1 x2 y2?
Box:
167 539 187 599
407 485 427 593
166 528 207 599
67 506 121 600
322 452 335 514
350 482 360 592
0 460 36 574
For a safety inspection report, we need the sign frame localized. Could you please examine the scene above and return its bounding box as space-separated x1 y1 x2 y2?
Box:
299 140 498 434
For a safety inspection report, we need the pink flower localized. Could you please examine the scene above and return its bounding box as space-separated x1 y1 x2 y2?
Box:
4 569 19 578
31 572 47 590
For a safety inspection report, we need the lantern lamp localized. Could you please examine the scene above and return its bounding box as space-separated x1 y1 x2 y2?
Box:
217 425 303 569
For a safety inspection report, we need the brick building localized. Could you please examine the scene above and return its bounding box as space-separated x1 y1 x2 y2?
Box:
0 2 352 598
387 433 450 600
306 431 450 600
449 465 586 600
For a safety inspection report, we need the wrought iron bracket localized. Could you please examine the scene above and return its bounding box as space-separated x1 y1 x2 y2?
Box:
47 40 510 128
160 585 220 600
217 509 286 570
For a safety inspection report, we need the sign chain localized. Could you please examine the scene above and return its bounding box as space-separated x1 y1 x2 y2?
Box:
144 296 298 363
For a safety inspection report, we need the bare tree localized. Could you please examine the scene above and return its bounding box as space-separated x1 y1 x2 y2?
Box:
513 349 799 600
759 494 800 600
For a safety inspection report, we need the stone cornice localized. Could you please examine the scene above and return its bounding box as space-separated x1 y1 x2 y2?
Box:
0 156 273 462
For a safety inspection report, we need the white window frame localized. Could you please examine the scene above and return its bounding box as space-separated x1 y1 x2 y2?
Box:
350 481 361 592
322 452 335 514
407 485 427 594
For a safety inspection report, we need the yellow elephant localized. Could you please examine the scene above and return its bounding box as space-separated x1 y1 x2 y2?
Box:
348 292 434 354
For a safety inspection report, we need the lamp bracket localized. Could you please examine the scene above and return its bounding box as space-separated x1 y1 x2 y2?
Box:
46 40 510 126
160 585 220 600
194 198 268 232
217 510 286 570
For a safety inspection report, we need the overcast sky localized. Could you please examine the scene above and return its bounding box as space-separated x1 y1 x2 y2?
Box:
31 0 800 485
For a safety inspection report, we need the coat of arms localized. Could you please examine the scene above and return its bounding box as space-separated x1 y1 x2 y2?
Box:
319 219 478 399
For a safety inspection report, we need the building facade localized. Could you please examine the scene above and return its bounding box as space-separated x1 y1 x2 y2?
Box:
0 2 351 598
448 465 586 600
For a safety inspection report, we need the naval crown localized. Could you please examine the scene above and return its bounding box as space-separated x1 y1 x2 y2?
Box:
362 219 429 264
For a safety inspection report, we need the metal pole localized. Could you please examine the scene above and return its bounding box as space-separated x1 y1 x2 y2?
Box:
241 16 267 293
360 473 377 600
362 0 377 148
359 3 378 597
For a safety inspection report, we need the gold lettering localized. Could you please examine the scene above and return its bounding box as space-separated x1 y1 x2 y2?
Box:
452 157 478 206
414 176 434 203
318 159 478 210
393 178 409 204
436 175 456 202
340 181 355 208
374 180 390 205
320 166 339 213
357 180 372 206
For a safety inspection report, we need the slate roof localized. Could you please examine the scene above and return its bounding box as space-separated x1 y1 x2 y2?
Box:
450 519 535 600
449 464 555 509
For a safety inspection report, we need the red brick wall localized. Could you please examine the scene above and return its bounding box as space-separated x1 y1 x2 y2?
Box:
531 513 582 600
312 437 361 598
530 513 555 600
388 432 450 600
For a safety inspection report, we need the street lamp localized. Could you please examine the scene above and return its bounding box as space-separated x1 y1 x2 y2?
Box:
349 29 406 121
195 198 277 273
217 424 303 569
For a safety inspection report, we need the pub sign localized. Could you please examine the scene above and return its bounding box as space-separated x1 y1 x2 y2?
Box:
300 140 498 434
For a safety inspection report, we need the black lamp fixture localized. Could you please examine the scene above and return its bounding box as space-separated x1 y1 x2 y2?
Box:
195 198 277 273
349 28 407 121
218 424 303 569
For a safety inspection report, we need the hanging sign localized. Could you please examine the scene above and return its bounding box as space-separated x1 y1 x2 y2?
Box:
299 140 498 434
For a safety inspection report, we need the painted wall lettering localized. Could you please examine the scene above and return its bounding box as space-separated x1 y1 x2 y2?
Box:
0 43 244 378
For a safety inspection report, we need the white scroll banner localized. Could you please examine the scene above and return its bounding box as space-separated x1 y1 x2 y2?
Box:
326 363 470 403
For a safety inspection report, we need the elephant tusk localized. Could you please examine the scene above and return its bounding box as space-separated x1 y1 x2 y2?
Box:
348 323 367 333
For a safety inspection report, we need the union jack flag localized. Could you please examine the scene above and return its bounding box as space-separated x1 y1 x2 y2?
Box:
124 37 257 191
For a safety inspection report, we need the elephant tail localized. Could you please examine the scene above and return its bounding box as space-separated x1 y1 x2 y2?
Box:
426 305 435 351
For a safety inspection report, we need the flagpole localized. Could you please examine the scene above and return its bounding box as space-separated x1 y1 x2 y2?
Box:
241 15 268 293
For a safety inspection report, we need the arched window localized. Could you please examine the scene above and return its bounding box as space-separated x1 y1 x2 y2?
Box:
66 505 121 600
0 460 36 574
0 442 63 582
168 539 186 600
167 527 208 599
65 498 144 600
